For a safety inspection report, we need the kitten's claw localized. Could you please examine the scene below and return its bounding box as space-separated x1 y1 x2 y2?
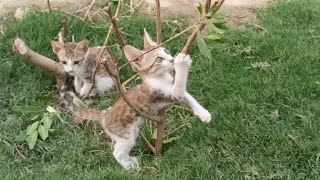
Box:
195 108 212 123
174 53 192 68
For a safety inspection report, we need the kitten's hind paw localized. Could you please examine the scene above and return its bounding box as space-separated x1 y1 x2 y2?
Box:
122 157 140 170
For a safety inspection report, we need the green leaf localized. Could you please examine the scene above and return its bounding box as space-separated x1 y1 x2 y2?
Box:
26 121 39 135
210 18 227 26
26 130 38 150
15 130 27 142
197 3 203 15
206 33 222 41
48 129 63 136
207 23 225 34
151 128 157 140
41 114 53 129
38 125 49 140
163 136 181 144
196 31 213 60
11 106 45 114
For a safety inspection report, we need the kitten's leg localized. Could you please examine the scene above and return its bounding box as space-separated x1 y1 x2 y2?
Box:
79 79 93 97
74 76 83 94
173 53 192 99
183 92 212 123
111 125 139 169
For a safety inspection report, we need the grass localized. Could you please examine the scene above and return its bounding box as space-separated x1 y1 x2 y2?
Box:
1 0 320 179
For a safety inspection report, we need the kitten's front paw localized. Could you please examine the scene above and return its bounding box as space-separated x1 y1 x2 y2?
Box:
195 108 212 123
174 53 192 69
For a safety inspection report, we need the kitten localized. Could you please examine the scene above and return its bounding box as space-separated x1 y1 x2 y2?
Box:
63 30 212 169
51 40 114 97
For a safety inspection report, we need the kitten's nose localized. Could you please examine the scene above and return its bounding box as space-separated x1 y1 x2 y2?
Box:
169 58 174 63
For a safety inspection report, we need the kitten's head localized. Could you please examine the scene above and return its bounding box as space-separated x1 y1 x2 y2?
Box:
51 40 89 75
124 29 174 77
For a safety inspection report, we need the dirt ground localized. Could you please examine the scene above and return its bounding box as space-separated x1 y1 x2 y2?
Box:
142 0 271 28
0 0 271 28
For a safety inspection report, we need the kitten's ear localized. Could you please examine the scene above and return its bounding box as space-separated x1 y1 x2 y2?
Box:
144 28 156 50
51 41 64 54
124 45 144 71
77 40 89 52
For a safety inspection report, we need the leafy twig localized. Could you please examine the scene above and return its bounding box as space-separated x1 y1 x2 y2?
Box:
181 0 225 54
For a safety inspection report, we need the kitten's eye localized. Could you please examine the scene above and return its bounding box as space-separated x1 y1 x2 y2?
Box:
155 57 163 63
61 61 67 64
164 49 170 54
74 61 80 65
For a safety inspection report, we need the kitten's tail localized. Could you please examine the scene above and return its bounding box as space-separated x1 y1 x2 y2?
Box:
59 84 102 123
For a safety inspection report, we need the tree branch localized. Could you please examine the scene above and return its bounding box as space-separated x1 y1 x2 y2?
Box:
139 131 156 154
105 5 126 46
155 0 161 44
12 38 67 88
84 0 97 21
58 22 68 44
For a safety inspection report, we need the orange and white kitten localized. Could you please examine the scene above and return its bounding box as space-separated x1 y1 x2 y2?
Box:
51 40 114 97
63 30 211 169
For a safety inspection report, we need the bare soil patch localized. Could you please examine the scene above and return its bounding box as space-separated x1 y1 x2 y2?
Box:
0 0 271 28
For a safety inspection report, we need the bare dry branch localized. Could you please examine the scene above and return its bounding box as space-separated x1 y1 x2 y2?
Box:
58 22 68 44
139 131 156 154
163 124 188 139
155 0 161 44
47 0 52 14
121 74 138 91
13 38 67 88
84 0 97 21
105 5 126 46
205 0 212 14
155 108 166 155
117 0 144 18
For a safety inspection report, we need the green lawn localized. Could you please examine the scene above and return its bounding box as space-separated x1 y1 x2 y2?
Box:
1 0 320 179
